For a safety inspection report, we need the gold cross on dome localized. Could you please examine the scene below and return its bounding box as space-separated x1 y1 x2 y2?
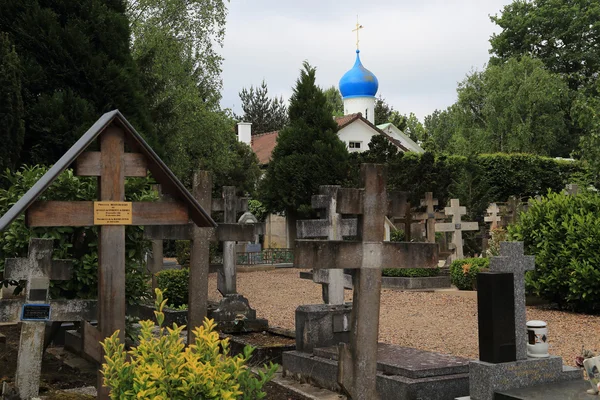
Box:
352 16 363 50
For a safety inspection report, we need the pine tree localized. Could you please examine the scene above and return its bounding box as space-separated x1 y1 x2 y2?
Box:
260 62 349 215
0 33 25 174
0 0 153 165
238 80 288 134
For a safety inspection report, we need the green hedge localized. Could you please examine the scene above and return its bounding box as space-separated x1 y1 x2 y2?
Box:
509 191 600 313
382 267 439 278
449 258 490 290
156 268 189 307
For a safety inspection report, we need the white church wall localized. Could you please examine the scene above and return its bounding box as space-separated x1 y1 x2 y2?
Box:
343 96 375 124
338 119 377 153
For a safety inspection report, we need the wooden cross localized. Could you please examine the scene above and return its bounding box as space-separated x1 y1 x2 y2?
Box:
297 185 357 305
0 238 96 399
435 199 478 260
352 16 364 50
489 242 535 360
414 192 445 243
484 202 502 229
144 177 254 338
294 164 438 400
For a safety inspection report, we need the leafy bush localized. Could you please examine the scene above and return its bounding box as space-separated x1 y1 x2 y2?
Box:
175 240 190 267
101 289 277 400
509 191 600 312
382 267 439 277
0 166 154 302
449 258 490 290
390 228 405 242
156 269 189 308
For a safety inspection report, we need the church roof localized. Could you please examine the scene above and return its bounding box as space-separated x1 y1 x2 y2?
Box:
250 113 407 166
339 50 379 98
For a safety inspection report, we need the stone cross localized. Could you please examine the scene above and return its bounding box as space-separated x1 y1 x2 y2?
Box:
414 192 445 242
145 176 254 341
503 196 524 226
435 199 478 260
565 183 580 195
0 238 96 399
484 203 502 229
391 201 414 241
297 185 357 305
294 164 438 400
489 242 535 360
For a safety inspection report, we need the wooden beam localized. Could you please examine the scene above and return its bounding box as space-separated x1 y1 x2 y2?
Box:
26 201 191 227
75 152 148 177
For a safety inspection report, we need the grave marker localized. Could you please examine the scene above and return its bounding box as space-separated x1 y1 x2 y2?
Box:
0 238 96 399
484 203 502 229
297 185 357 305
565 183 580 195
294 164 438 400
415 192 445 242
435 199 478 260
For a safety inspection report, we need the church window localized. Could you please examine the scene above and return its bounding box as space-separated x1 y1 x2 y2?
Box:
349 141 362 149
365 109 368 120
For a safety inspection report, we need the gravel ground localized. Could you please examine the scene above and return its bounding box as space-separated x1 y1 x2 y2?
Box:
208 268 600 367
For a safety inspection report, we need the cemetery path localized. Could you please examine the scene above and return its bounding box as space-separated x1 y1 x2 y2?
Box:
209 269 600 367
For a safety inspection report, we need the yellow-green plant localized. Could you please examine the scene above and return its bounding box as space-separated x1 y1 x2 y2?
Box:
101 289 277 399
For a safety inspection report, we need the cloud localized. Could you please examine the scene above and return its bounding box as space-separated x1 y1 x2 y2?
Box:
220 0 512 120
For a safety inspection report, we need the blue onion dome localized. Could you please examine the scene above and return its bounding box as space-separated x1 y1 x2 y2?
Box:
339 50 379 98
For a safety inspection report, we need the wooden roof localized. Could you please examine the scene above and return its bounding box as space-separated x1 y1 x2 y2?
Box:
0 110 216 231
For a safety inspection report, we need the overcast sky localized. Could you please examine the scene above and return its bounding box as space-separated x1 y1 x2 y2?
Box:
219 0 513 121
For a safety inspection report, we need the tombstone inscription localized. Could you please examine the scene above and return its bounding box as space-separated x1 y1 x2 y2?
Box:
294 164 438 400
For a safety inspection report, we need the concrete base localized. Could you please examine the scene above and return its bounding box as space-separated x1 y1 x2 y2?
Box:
381 275 452 290
465 357 582 400
295 304 352 353
495 379 591 399
284 347 470 400
211 294 269 333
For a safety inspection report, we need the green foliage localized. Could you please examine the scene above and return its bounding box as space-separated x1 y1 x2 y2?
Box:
0 33 24 175
382 267 439 278
509 191 600 312
260 62 349 215
175 241 191 268
248 199 268 222
238 80 288 134
449 258 490 290
323 86 344 117
101 289 278 400
0 165 153 302
0 0 153 166
156 269 189 308
374 95 407 130
390 228 405 242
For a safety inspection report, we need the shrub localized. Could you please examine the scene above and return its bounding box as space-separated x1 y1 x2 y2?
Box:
390 228 405 242
450 258 490 290
486 226 508 257
156 269 189 307
175 240 190 267
382 267 439 278
101 289 277 400
509 191 600 312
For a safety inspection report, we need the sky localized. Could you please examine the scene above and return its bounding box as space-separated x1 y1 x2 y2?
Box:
219 0 513 121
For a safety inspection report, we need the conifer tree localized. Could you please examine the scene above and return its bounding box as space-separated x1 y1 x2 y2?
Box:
238 80 288 135
260 62 349 216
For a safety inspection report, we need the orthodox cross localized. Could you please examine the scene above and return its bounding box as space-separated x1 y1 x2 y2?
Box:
0 238 96 399
435 199 478 260
484 203 502 229
489 242 535 360
352 16 364 50
295 164 438 400
414 192 445 243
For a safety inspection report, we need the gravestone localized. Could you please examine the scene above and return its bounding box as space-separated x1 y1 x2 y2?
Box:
296 185 357 305
414 192 445 243
0 238 96 399
459 242 582 400
484 203 502 230
436 199 478 261
0 111 216 399
291 164 439 400
502 196 524 226
565 183 580 195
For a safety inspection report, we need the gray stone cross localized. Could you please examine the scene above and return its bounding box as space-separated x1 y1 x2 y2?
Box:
0 238 96 399
414 192 445 242
436 199 478 260
297 186 357 305
484 203 502 229
295 164 438 400
489 241 535 360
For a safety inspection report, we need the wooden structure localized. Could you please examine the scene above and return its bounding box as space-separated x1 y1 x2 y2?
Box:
0 110 217 399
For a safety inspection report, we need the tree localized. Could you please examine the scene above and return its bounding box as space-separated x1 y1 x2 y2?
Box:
490 0 600 95
451 57 570 156
374 95 407 130
404 112 426 142
323 86 343 117
0 0 153 166
423 107 458 153
260 62 349 216
238 80 288 134
0 33 24 174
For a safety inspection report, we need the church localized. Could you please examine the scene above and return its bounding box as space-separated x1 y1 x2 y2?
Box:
238 47 423 166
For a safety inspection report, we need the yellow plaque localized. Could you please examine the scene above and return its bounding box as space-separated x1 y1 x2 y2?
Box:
94 202 132 225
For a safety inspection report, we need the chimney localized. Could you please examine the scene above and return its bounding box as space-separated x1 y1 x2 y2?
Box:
237 122 252 145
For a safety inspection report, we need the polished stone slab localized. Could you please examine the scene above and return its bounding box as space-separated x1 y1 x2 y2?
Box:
495 379 591 400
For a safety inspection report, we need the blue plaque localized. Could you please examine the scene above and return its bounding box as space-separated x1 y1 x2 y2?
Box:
21 304 51 321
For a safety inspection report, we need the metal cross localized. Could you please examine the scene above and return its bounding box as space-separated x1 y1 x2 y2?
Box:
352 16 364 50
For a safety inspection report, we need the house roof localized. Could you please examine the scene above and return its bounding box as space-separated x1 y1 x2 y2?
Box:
250 113 409 165
0 110 217 231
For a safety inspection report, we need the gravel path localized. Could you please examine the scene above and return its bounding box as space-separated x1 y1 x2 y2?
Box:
208 268 600 366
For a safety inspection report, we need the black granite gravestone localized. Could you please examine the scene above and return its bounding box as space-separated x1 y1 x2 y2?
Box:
477 272 516 363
